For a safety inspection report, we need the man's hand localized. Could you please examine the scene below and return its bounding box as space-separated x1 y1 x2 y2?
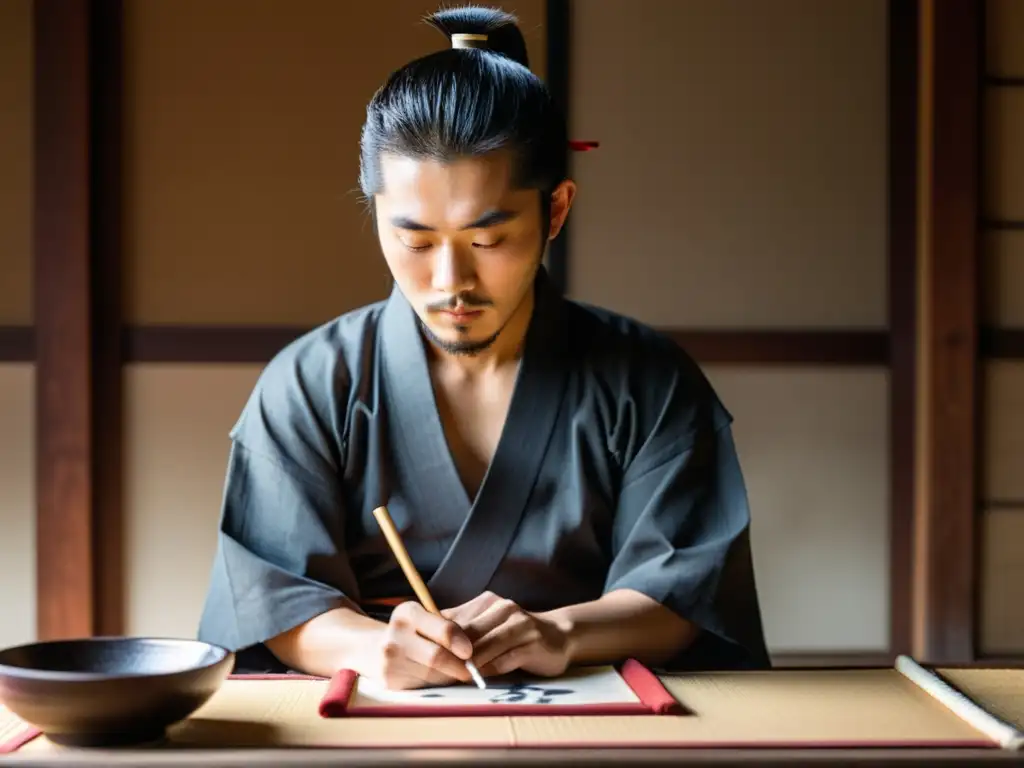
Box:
442 592 572 678
367 601 475 690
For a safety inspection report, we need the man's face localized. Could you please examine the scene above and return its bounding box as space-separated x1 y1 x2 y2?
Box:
374 151 573 356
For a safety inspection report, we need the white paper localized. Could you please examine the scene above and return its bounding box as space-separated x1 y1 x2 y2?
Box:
353 665 641 708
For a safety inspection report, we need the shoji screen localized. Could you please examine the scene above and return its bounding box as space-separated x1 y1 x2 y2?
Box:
118 0 548 637
567 0 889 655
978 0 1024 658
0 0 36 649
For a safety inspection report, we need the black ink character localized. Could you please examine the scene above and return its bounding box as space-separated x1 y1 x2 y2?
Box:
487 684 576 705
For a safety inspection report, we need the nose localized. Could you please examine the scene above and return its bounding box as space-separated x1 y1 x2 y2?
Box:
430 242 475 295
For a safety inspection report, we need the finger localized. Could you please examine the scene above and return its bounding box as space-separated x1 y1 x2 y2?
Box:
382 656 460 690
440 591 501 624
401 630 473 683
380 628 461 688
461 598 521 643
478 643 533 678
472 613 537 669
393 602 474 660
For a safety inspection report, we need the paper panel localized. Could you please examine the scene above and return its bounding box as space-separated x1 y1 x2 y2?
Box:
982 362 1024 502
703 367 890 653
938 669 1024 731
984 88 1024 222
0 364 35 650
122 0 545 325
978 510 1024 656
987 0 1024 78
353 666 639 708
0 0 32 324
567 0 886 328
984 231 1024 328
123 365 263 638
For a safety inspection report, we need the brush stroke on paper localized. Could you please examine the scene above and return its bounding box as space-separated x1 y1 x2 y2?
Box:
353 665 641 707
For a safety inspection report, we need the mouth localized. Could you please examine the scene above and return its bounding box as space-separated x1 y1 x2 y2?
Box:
436 307 484 320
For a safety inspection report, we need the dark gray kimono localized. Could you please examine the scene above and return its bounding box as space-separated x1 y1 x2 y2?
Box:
197 269 770 672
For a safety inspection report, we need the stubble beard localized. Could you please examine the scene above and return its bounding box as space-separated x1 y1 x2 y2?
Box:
417 317 503 357
418 274 536 358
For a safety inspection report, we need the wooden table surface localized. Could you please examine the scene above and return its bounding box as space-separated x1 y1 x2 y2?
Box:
4 666 1024 766
2 746 1024 767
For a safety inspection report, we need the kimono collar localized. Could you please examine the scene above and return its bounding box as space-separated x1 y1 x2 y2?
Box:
375 266 573 605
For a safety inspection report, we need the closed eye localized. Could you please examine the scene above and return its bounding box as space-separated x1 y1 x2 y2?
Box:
398 238 432 252
398 236 504 252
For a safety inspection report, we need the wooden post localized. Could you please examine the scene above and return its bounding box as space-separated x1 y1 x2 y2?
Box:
545 0 570 294
33 0 95 640
888 0 920 660
33 0 124 640
911 0 980 664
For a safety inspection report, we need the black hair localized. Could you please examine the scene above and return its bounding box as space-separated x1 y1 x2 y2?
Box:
358 5 568 206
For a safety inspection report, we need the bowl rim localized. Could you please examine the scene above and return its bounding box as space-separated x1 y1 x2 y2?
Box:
0 636 234 682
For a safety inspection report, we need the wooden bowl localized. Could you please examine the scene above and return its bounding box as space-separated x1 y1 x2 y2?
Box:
0 637 234 747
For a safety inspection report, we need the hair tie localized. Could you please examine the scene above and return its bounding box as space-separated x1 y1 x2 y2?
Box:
569 140 600 152
451 33 488 49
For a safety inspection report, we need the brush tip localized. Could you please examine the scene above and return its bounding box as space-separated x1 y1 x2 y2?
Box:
466 661 487 690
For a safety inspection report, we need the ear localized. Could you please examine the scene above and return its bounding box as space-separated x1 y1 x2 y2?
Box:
546 180 577 241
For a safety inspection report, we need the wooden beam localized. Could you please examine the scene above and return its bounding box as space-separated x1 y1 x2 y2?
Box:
663 330 887 366
887 0 920 660
980 328 1024 359
32 0 124 640
985 76 1024 87
123 326 311 364
0 327 33 362
983 500 1024 512
33 0 94 640
911 0 980 664
12 326 1024 364
980 219 1024 230
119 326 889 366
7 325 1024 366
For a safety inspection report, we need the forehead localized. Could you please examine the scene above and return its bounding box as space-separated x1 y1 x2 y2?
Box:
376 151 531 222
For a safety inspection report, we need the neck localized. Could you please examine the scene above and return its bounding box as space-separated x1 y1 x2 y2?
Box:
427 286 535 378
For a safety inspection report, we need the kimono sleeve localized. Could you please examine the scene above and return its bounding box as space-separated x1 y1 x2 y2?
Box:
197 354 359 656
603 363 770 671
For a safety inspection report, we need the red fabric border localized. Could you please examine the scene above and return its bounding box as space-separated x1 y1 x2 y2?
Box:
319 669 360 717
318 659 684 718
0 724 42 754
619 658 686 714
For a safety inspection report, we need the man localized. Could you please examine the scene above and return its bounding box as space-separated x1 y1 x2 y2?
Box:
197 5 769 689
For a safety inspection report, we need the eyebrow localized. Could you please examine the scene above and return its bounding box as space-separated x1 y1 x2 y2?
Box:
389 209 519 232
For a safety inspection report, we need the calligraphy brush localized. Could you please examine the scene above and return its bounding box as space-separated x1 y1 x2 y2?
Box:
372 505 487 690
